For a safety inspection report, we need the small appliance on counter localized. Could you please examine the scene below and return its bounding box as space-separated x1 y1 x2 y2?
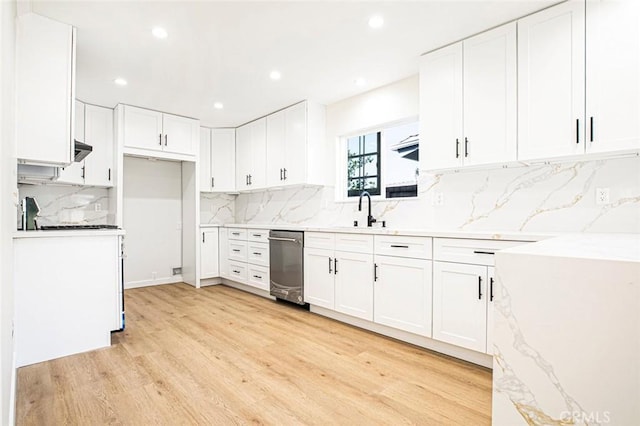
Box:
20 196 40 230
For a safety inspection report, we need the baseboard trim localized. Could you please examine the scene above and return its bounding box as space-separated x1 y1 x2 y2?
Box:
125 276 183 289
200 277 222 287
310 306 493 368
9 348 16 425
221 279 275 300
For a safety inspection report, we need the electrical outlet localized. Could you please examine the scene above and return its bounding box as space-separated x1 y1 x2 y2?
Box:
94 203 101 212
433 191 444 206
596 188 610 205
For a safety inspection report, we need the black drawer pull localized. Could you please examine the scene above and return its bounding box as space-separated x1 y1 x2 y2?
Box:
232 249 241 252
478 276 482 300
490 277 494 302
390 245 409 248
252 252 262 256
253 275 262 279
473 250 495 255
232 232 240 236
252 234 262 237
328 257 332 274
232 270 240 274
374 263 378 281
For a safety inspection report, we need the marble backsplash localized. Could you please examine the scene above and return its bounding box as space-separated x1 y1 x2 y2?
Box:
17 184 111 228
200 192 235 224
228 156 640 233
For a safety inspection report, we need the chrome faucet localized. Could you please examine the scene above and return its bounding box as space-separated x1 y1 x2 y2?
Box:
358 191 377 227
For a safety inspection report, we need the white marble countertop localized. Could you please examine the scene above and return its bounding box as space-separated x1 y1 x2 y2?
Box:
13 229 126 239
499 233 640 262
199 224 221 228
216 223 558 242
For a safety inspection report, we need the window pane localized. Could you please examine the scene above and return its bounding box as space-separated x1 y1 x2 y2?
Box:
363 133 378 154
347 157 361 179
364 178 377 190
383 121 419 198
363 155 378 176
347 136 361 157
348 178 363 191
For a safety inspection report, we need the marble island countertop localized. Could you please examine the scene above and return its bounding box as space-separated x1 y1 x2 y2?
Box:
205 223 564 242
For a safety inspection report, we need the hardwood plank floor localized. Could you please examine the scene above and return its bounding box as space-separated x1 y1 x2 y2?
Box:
16 283 492 425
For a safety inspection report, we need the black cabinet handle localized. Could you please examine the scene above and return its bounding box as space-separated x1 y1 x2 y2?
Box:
202 233 205 243
590 116 594 142
478 276 483 300
232 249 240 252
81 166 85 179
232 232 240 236
252 252 262 256
490 277 494 302
211 177 214 188
374 263 378 281
252 234 262 237
390 245 409 248
159 134 162 146
253 275 262 279
164 134 168 146
473 250 495 255
245 175 249 186
465 137 469 157
280 168 283 180
248 174 252 185
328 257 332 274
283 168 287 180
455 138 459 158
108 168 111 181
334 259 338 274
233 270 240 274
576 119 580 144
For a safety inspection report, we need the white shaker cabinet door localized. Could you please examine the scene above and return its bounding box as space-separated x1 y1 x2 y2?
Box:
586 0 640 153
201 228 219 279
463 22 517 166
374 255 432 337
517 0 586 161
123 105 163 151
433 261 488 353
235 124 251 190
249 118 267 189
266 110 286 187
211 128 236 192
486 266 495 355
199 128 212 192
283 102 307 185
334 251 374 321
84 104 114 187
162 113 197 156
420 42 463 170
303 247 335 309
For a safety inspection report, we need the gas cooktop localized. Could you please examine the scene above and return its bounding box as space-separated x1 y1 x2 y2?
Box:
39 224 119 231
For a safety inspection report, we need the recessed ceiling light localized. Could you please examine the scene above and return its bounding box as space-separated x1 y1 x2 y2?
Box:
368 15 384 29
213 102 224 110
354 77 367 87
269 70 281 81
114 78 127 86
152 27 168 39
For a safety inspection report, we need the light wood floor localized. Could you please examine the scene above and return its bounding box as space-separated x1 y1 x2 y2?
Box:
17 283 492 425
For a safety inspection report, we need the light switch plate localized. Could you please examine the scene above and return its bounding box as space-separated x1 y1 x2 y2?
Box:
596 188 610 205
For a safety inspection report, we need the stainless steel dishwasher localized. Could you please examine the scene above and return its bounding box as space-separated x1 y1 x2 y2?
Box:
268 230 304 305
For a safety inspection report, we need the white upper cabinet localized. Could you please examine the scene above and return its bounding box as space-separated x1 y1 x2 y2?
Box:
517 1 586 161
420 22 516 170
58 101 114 187
16 13 76 166
199 128 212 191
585 0 640 153
84 104 114 187
210 129 236 192
201 127 236 192
282 102 308 184
463 23 517 166
122 105 198 158
236 118 266 190
266 110 286 187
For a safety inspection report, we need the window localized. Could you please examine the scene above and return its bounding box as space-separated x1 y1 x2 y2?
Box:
343 121 419 199
347 132 381 197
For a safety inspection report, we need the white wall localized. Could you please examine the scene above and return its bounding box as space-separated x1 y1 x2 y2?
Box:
123 157 182 288
233 76 640 233
0 0 17 423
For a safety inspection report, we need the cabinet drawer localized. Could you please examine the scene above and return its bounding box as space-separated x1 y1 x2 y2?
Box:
228 261 248 283
433 238 526 266
374 235 432 259
247 241 269 267
247 264 269 291
248 229 270 243
228 240 248 262
228 228 247 241
335 233 374 254
305 232 335 250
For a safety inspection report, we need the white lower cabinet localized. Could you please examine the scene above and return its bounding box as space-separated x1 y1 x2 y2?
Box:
200 228 219 279
247 264 269 291
304 247 335 309
373 255 432 337
334 251 374 321
486 266 495 355
226 228 270 290
432 261 489 353
219 227 229 279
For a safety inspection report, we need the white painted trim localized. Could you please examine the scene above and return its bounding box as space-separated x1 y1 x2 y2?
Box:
200 277 222 287
221 280 275 300
310 305 493 368
124 276 183 289
8 350 16 426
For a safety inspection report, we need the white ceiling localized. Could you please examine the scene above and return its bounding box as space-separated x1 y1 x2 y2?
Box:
32 0 557 128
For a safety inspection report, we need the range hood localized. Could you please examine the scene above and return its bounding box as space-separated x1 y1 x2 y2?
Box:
74 140 92 162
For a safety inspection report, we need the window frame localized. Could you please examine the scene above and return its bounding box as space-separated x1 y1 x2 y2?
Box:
337 117 420 203
346 131 382 197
